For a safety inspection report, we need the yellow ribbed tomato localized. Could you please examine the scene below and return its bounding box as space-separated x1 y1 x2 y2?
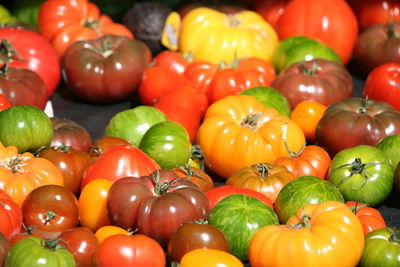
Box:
196 95 305 179
179 7 278 64
180 248 244 267
0 142 64 207
249 201 365 267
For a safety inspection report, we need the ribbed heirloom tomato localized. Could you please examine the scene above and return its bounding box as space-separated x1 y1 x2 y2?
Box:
196 95 305 179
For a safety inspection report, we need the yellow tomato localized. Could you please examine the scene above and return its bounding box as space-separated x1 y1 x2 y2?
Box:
78 178 113 232
95 225 129 243
180 248 244 267
179 7 278 64
249 201 365 267
196 95 305 179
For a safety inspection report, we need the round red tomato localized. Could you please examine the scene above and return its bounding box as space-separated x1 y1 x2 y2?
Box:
276 0 358 65
0 28 60 96
92 234 166 267
346 201 387 235
0 191 23 239
362 63 400 112
0 94 11 111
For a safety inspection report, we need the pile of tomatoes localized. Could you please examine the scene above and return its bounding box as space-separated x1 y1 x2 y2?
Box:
0 0 400 266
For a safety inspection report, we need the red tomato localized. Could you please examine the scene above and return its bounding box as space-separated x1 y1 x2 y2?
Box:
152 50 192 74
362 62 400 112
80 144 160 190
0 191 23 239
154 85 204 142
0 28 60 97
206 185 273 210
346 201 387 235
0 94 11 111
38 0 133 58
349 0 400 31
184 61 218 100
276 0 358 65
92 234 166 267
251 0 289 30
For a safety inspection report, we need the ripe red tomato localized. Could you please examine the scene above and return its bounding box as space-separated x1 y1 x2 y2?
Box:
362 62 400 112
152 50 192 74
0 94 10 111
92 234 166 267
276 0 358 65
0 28 60 97
0 191 23 239
346 201 387 235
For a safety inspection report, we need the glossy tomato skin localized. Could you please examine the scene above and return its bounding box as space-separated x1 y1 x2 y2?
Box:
0 27 60 96
276 0 358 65
58 227 99 267
362 63 400 111
92 234 165 267
316 97 400 157
349 0 400 31
5 236 76 267
22 185 80 238
346 201 387 235
206 185 273 210
167 222 230 263
360 227 400 267
271 59 353 109
354 23 400 74
80 144 160 190
0 191 23 239
0 94 11 111
107 170 210 247
180 248 244 267
88 136 130 162
38 144 91 196
328 145 394 207
50 117 92 153
63 35 151 103
0 68 48 110
38 0 133 58
152 50 191 74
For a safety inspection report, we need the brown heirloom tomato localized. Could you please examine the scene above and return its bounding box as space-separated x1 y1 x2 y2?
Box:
38 144 91 196
106 169 210 247
62 35 151 103
316 97 400 156
270 59 354 109
50 117 92 153
354 22 400 74
226 162 295 203
22 185 79 239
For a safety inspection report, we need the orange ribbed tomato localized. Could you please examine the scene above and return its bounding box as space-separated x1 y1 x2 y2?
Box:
196 95 305 179
226 162 295 202
0 143 64 207
249 201 364 267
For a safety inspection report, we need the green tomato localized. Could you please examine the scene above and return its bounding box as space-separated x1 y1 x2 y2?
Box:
5 237 76 267
0 105 53 153
103 105 166 147
208 194 279 262
11 0 43 28
274 175 344 223
0 5 15 24
239 86 291 117
360 227 400 267
328 145 394 207
272 36 342 73
376 134 400 170
139 121 190 169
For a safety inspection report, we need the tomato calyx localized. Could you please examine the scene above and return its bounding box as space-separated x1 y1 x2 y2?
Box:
41 238 67 251
0 38 21 76
151 171 181 195
300 61 321 76
227 14 240 27
83 17 100 31
253 163 272 178
290 212 312 229
387 23 400 38
190 144 206 170
44 211 58 225
178 164 206 181
55 143 72 153
348 202 368 214
388 228 400 243
0 156 29 173
334 158 384 189
241 112 261 130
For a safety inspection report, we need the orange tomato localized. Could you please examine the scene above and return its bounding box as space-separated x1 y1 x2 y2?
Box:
78 178 113 232
290 100 327 143
180 248 244 267
95 225 129 243
0 143 64 207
